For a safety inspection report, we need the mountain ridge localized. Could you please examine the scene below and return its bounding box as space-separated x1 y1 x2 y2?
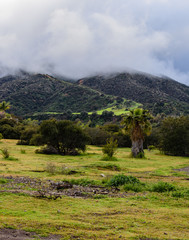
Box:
0 70 188 117
77 72 189 115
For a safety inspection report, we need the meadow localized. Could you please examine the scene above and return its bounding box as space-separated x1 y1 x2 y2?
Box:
0 139 189 240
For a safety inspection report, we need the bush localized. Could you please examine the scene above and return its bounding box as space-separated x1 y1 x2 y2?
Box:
0 133 3 140
84 127 110 146
158 116 189 156
124 183 145 192
89 163 121 171
108 174 141 187
45 163 56 175
149 181 176 193
1 148 10 159
20 149 26 154
101 156 118 161
18 126 39 145
40 120 89 155
171 189 189 199
36 145 58 155
29 133 44 146
102 137 118 158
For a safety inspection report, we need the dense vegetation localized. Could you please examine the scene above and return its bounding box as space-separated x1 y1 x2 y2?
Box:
1 111 188 157
0 71 189 118
0 72 137 117
159 116 189 156
79 72 189 115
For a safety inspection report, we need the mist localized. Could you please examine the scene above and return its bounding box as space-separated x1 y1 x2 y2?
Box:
0 0 189 85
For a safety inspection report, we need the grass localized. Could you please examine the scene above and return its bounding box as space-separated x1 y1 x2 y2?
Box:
0 139 188 239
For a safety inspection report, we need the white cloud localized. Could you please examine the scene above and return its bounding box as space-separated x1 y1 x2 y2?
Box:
0 0 188 85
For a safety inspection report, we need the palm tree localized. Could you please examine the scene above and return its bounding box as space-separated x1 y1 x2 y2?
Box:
0 101 10 112
122 108 152 158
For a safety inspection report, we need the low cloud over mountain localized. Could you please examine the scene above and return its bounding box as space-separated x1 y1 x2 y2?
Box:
0 0 189 85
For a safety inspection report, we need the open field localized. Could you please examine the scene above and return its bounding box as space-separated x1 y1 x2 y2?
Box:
0 139 189 240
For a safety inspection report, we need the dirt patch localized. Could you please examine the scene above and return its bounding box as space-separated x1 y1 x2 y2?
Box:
0 175 143 199
0 228 61 240
174 166 189 175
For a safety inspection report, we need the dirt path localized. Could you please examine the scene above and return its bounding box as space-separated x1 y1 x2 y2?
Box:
0 228 61 240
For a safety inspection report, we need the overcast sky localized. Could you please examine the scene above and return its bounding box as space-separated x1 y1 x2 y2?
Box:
0 0 189 85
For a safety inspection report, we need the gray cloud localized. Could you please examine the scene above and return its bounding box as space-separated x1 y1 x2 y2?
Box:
0 0 188 85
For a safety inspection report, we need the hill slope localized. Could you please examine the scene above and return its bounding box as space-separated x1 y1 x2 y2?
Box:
0 72 120 116
77 72 189 115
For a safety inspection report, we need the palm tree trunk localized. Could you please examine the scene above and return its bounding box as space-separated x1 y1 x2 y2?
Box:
131 139 144 157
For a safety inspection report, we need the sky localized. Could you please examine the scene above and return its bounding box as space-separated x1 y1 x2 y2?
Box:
0 0 189 85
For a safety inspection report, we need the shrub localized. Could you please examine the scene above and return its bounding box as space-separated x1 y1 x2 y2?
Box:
149 181 176 193
1 148 9 159
158 116 189 156
45 163 56 175
148 145 156 151
0 178 8 184
20 149 26 154
124 183 145 192
29 133 44 146
108 174 141 187
171 189 189 199
18 126 39 145
101 156 118 161
36 145 58 155
102 137 118 158
40 120 89 155
88 163 121 171
0 133 3 140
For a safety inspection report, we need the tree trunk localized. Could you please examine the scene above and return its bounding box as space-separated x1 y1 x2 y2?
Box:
131 139 144 157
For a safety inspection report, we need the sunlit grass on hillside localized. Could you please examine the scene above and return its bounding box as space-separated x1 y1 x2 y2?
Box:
0 139 189 239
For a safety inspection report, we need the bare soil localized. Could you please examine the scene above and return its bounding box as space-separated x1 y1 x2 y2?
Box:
0 228 61 240
0 175 142 199
175 166 189 174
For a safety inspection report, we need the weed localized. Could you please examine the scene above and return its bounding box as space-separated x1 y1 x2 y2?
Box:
149 181 176 193
5 156 19 161
20 149 26 154
45 163 56 175
1 148 10 159
171 189 189 199
124 183 145 192
88 163 121 171
0 178 8 184
69 178 97 186
135 152 146 159
60 165 82 175
107 174 141 187
101 156 118 161
0 133 3 141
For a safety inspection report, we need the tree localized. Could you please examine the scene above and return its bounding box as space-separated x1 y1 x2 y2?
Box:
122 108 152 158
40 119 89 155
158 116 189 156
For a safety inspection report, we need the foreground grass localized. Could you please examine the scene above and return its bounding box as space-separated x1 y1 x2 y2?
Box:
0 139 189 239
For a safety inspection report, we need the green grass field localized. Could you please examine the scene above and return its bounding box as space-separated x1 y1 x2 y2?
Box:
0 139 189 239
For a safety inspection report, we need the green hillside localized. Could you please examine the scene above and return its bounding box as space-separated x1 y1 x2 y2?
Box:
78 72 189 115
0 72 137 117
0 70 189 118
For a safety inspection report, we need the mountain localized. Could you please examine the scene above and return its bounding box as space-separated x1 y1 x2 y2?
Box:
0 72 119 117
0 71 188 117
77 72 189 115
